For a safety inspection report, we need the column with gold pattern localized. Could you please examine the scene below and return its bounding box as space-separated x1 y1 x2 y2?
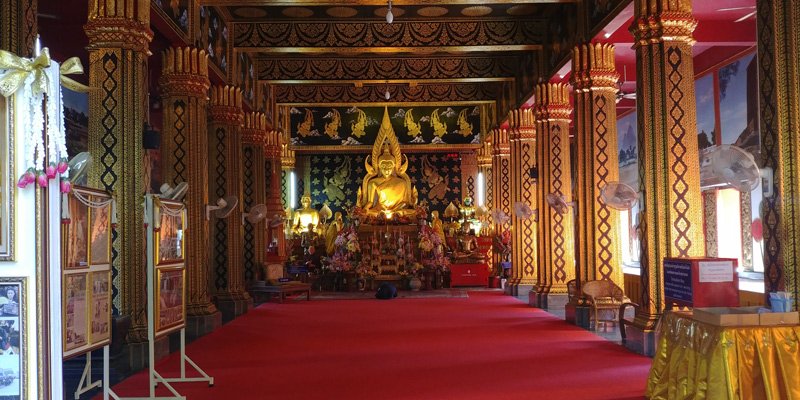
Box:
281 132 296 212
570 43 624 292
208 86 251 322
491 128 511 274
0 0 36 57
85 0 153 361
627 0 705 355
241 113 269 283
477 137 493 268
460 152 478 203
158 46 221 340
507 110 539 296
757 0 800 306
265 129 287 261
533 83 575 309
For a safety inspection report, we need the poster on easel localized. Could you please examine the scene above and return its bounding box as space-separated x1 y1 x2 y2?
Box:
153 198 186 337
61 186 113 359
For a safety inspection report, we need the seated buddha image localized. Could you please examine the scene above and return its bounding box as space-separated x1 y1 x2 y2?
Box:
356 108 419 220
292 194 320 234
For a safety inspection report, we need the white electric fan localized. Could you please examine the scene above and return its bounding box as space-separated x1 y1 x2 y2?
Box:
242 204 268 225
67 152 92 185
513 201 538 221
709 144 761 192
159 182 189 201
205 195 238 220
545 193 575 215
599 181 639 210
491 209 510 225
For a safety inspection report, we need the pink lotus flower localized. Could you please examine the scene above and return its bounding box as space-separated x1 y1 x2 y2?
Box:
60 180 71 193
37 174 48 187
57 161 69 174
45 165 57 179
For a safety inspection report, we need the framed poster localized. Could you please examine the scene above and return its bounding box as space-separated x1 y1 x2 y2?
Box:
89 271 111 344
0 279 26 399
89 199 111 265
0 95 14 261
65 195 89 269
156 210 184 265
63 272 88 352
156 268 185 335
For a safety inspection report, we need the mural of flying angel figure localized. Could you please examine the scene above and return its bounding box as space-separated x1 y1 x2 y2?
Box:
404 108 422 137
350 107 368 138
422 155 449 201
297 109 318 137
323 108 342 139
455 108 473 137
430 108 448 137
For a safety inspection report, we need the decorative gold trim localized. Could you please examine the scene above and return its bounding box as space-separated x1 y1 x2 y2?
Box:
241 45 543 54
0 95 14 260
0 276 27 400
279 101 493 108
291 144 480 153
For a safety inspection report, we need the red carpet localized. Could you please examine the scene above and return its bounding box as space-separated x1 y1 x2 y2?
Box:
100 291 650 399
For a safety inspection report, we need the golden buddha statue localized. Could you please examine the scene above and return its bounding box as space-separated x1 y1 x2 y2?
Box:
292 194 320 234
357 108 419 219
430 210 446 244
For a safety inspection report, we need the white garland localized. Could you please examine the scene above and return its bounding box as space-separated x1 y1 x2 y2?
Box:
61 189 117 225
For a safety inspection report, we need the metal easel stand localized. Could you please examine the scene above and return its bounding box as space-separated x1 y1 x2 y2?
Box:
74 351 102 399
105 195 213 400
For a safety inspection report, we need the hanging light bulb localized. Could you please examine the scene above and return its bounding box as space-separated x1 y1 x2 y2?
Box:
384 81 391 100
386 0 394 24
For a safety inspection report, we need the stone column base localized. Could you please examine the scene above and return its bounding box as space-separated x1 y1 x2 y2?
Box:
530 291 568 310
565 303 591 329
622 324 657 356
506 283 532 296
216 296 254 324
186 311 222 342
125 335 170 372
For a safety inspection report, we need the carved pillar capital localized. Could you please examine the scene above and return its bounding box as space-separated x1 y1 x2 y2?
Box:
209 85 244 125
629 1 697 47
159 47 210 99
84 0 153 53
571 43 620 92
491 128 510 156
477 138 492 168
534 83 572 123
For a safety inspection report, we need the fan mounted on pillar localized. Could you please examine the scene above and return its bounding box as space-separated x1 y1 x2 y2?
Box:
545 193 575 215
67 152 92 185
159 182 189 201
513 202 538 221
206 196 238 220
599 182 638 210
241 204 268 225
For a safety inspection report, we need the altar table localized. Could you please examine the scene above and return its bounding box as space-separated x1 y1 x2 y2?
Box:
449 263 488 287
647 311 800 400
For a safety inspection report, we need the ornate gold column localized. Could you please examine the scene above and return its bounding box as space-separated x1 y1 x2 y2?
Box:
757 0 800 305
508 110 539 296
627 0 705 355
158 47 221 340
533 83 575 309
571 43 624 288
85 1 152 356
0 0 36 57
208 86 250 322
241 113 269 283
477 137 493 233
491 128 511 278
460 152 478 202
265 129 287 262
281 132 296 211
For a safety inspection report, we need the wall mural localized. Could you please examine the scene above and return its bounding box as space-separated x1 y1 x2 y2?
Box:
276 84 502 104
237 52 255 107
153 0 190 38
289 105 482 147
616 110 637 190
546 3 578 68
196 6 228 76
695 73 716 150
64 87 89 158
302 153 462 217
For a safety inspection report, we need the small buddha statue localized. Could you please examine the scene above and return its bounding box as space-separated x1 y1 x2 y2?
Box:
292 194 320 234
459 196 479 234
454 228 484 263
325 211 344 254
430 210 446 244
356 108 419 220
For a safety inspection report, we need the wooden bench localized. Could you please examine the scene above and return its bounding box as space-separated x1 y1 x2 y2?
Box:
249 283 311 304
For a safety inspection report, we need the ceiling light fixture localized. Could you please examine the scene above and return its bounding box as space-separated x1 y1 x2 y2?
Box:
386 0 394 24
603 32 611 39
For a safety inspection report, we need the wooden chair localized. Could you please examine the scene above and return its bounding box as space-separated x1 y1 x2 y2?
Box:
581 280 631 330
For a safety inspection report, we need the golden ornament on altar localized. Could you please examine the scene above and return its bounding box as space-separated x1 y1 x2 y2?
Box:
291 194 320 234
356 108 419 219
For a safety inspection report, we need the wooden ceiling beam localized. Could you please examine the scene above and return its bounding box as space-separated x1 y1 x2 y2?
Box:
200 0 575 6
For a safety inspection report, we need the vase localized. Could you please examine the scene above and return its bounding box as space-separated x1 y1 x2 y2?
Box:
409 276 422 291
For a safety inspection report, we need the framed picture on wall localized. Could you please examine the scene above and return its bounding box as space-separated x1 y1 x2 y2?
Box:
89 199 111 265
155 267 185 335
0 278 26 399
63 272 88 352
157 210 184 265
0 95 14 261
65 195 89 269
89 271 111 344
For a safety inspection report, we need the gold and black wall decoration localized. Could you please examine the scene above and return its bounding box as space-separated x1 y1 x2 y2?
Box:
301 153 462 218
276 84 503 105
288 105 482 147
257 56 520 82
234 20 544 50
195 5 228 78
152 0 191 41
236 52 256 107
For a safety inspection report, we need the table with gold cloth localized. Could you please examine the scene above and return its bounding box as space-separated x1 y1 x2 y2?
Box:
647 311 800 400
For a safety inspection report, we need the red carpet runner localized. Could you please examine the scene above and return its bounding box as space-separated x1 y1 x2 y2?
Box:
102 291 650 399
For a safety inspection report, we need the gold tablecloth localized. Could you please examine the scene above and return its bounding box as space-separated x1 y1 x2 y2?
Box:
647 311 800 400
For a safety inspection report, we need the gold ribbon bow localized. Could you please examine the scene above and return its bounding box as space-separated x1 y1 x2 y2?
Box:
59 56 89 93
0 47 52 97
0 48 89 98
